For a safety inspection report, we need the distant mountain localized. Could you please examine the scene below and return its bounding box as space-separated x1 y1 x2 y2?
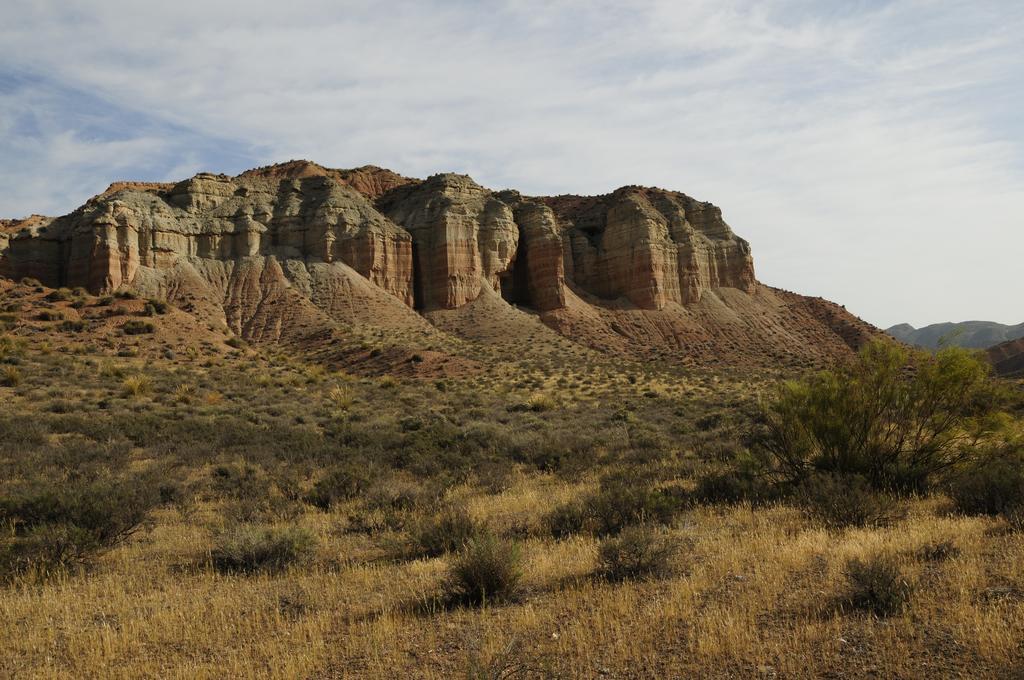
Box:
886 321 1024 350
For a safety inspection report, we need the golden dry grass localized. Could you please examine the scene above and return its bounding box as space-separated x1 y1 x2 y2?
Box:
2 485 1022 679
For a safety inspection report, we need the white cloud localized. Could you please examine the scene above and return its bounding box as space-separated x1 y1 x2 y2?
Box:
0 0 1021 328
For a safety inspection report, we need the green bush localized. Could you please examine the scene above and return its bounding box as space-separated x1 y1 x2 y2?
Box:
210 524 317 573
845 554 912 616
410 505 479 557
948 452 1024 517
753 341 1010 493
796 472 893 529
446 532 522 606
596 525 676 582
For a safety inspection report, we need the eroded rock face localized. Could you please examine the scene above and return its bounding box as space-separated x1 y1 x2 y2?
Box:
0 160 878 365
544 187 755 309
1 168 415 306
377 174 520 310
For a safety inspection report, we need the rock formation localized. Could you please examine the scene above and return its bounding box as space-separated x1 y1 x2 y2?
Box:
0 160 883 366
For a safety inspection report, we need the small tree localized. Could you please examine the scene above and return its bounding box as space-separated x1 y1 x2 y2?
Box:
754 341 1010 493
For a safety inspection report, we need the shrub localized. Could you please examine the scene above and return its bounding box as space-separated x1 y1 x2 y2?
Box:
596 525 676 582
796 472 893 529
753 341 1010 493
546 501 589 539
0 475 161 576
948 452 1024 517
305 464 377 509
694 467 773 505
121 375 152 397
524 392 556 412
146 299 168 314
46 288 73 302
210 524 317 573
36 310 64 322
446 532 522 606
845 554 912 616
58 319 85 333
327 385 355 411
1 366 20 387
225 336 245 349
587 476 677 536
122 320 155 335
411 505 479 557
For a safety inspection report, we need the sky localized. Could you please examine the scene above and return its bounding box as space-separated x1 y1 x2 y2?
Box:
1 0 1021 329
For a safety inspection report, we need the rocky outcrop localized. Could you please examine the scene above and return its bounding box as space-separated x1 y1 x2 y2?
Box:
987 338 1024 378
543 187 755 309
0 160 883 365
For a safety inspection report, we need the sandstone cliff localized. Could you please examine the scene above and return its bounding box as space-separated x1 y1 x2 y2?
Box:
0 160 882 366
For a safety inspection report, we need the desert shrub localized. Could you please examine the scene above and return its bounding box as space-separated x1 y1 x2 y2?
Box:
121 374 152 397
916 540 960 562
446 532 522 605
596 525 676 582
305 463 377 509
95 295 114 306
0 474 161 576
546 501 589 539
58 319 85 333
36 310 64 321
45 288 73 302
122 320 155 335
1 366 20 387
225 336 246 349
948 451 1024 517
210 524 317 573
146 299 168 315
752 341 1010 493
410 505 479 557
845 554 913 616
19 277 42 287
795 472 893 529
547 476 678 537
587 475 678 536
693 466 774 505
326 385 355 411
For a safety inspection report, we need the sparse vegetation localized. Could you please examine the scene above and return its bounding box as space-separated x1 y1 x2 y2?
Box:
844 554 913 617
445 532 522 606
210 524 317 573
596 525 677 582
0 282 1021 676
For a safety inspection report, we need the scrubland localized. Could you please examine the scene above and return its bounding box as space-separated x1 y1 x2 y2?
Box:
1 283 1023 679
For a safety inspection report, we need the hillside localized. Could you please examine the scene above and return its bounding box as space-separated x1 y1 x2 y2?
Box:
0 161 882 370
886 320 1024 350
988 336 1024 378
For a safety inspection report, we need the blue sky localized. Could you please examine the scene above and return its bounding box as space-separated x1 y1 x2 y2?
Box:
1 0 1021 328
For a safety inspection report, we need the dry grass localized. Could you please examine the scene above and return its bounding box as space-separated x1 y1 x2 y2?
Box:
0 280 1022 678
1 489 1022 678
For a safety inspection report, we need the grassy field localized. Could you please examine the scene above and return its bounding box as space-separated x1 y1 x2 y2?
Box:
1 283 1023 679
